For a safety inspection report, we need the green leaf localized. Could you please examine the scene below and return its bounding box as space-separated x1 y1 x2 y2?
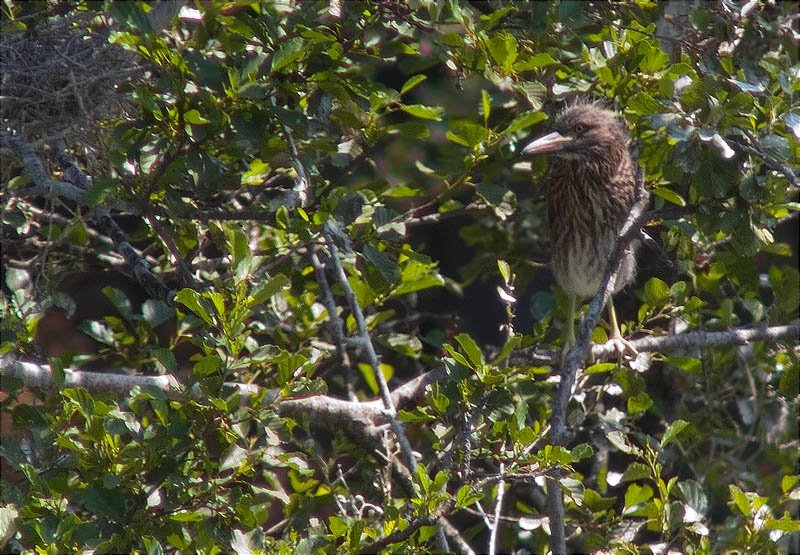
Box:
400 74 427 95
393 260 445 295
571 443 594 461
401 104 444 120
622 462 650 482
447 121 489 148
624 483 654 509
102 286 134 320
248 274 290 308
455 484 483 508
49 357 66 390
442 345 474 370
176 288 214 325
363 244 400 284
643 277 670 305
193 355 221 377
219 444 247 472
381 185 423 198
514 53 558 70
729 484 751 516
184 109 210 125
170 509 208 522
487 32 518 70
665 355 702 374
152 348 177 373
781 475 799 494
759 134 791 162
481 90 491 126
418 525 438 542
455 333 484 368
515 81 547 110
627 92 663 115
627 392 653 415
765 515 800 532
585 362 617 375
606 430 635 454
271 37 306 72
651 186 686 206
388 122 431 139
661 419 689 447
637 41 669 73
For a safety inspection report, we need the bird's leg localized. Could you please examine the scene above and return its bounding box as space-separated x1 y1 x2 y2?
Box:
607 299 637 360
560 293 577 367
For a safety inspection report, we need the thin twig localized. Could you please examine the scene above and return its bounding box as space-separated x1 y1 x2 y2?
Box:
269 94 312 209
321 222 447 553
143 211 199 289
489 445 506 555
321 223 417 471
310 245 357 401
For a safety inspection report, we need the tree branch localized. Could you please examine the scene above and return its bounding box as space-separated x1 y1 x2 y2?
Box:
310 245 357 401
321 223 418 475
54 146 175 304
546 172 650 554
2 135 174 304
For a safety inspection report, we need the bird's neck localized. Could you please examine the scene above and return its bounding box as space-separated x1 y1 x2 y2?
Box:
552 149 631 187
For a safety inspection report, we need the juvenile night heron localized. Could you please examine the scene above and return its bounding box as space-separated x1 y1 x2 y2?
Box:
522 104 646 361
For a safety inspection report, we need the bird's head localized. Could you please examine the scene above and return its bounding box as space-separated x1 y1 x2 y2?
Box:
521 105 629 162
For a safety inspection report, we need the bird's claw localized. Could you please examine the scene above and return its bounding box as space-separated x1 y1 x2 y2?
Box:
609 334 638 360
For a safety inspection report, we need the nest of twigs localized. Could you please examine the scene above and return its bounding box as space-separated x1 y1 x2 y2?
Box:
0 11 140 152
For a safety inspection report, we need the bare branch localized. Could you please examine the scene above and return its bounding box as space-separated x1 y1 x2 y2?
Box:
4 323 795 408
321 223 418 474
310 245 357 401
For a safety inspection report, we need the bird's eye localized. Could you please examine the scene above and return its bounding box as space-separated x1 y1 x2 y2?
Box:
574 124 586 134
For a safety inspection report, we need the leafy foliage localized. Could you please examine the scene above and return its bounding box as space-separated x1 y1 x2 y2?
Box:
1 1 798 553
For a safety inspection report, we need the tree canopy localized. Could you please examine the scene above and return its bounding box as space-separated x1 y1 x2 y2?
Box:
1 1 798 553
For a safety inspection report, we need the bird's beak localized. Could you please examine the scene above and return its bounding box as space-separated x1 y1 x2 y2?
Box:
521 131 573 156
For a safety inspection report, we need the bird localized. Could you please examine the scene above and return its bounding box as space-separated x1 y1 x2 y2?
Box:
521 104 647 363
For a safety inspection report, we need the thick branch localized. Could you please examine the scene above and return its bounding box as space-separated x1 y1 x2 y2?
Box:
4 323 795 422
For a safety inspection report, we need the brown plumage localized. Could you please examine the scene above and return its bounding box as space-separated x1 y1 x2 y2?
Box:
522 104 646 356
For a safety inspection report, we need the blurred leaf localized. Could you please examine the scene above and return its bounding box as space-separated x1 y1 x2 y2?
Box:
627 392 653 415
400 74 427 95
401 104 444 120
505 111 547 134
759 134 791 162
643 277 669 306
661 419 689 447
248 274 290 308
184 109 210 125
651 186 686 206
271 37 306 72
